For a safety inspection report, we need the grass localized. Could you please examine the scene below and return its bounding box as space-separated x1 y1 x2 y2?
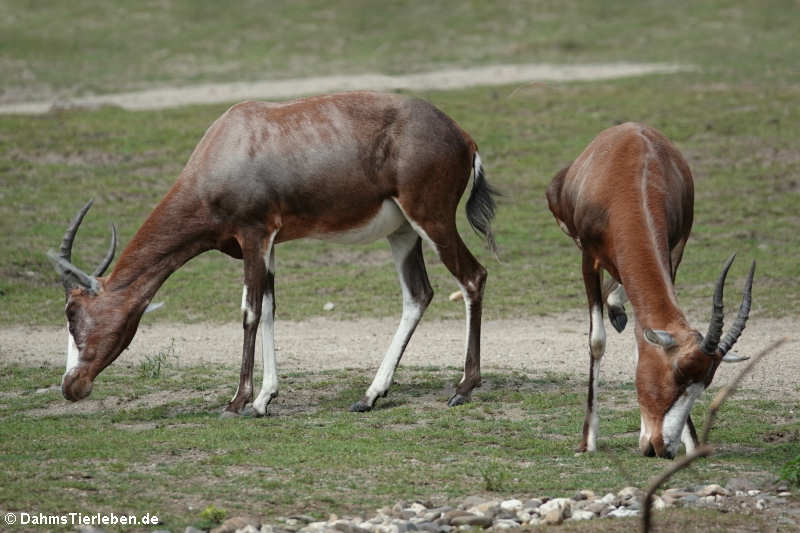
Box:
1 1 798 104
0 362 795 530
1 74 798 325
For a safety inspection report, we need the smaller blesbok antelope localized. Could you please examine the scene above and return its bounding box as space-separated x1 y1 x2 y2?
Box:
49 91 497 416
546 122 754 458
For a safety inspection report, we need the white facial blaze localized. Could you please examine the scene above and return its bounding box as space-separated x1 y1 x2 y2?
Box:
65 330 80 375
662 382 705 457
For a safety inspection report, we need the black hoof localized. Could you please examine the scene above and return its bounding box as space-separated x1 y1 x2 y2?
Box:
447 393 471 407
609 307 628 333
350 399 373 412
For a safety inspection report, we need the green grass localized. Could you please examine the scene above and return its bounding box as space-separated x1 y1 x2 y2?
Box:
2 74 798 325
0 362 795 530
1 0 798 104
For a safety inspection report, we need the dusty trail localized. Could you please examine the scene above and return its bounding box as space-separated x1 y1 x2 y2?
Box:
1 313 795 399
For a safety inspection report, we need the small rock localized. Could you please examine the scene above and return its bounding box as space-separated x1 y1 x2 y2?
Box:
617 486 643 503
412 523 438 533
408 503 427 515
467 501 499 518
584 501 609 515
598 493 616 505
698 484 730 497
212 517 260 533
492 519 520 529
682 494 699 505
523 498 542 510
649 496 667 511
541 509 564 525
607 508 639 518
499 499 522 512
538 498 571 517
460 496 488 509
323 302 335 311
779 491 792 497
571 509 596 521
449 515 491 528
515 510 532 524
756 499 767 510
440 510 473 524
237 527 260 533
747 490 761 496
578 489 596 500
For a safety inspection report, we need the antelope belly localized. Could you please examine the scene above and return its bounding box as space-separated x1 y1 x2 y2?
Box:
312 199 406 244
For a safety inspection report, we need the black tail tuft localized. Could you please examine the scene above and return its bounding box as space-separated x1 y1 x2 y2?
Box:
465 152 499 257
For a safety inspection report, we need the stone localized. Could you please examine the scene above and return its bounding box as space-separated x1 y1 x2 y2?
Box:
236 527 260 533
617 486 643 503
779 491 793 497
523 498 542 510
649 496 667 511
499 499 522 512
569 510 596 521
747 490 761 496
449 515 492 528
212 517 260 533
538 497 571 518
585 501 609 515
598 493 616 505
726 477 758 492
756 499 767 510
492 519 520 529
466 501 499 518
698 484 730 497
608 508 639 518
541 509 564 525
460 496 489 509
407 504 427 515
440 510 473 524
578 489 596 500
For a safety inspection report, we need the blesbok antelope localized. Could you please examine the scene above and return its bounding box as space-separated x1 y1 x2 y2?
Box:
49 91 498 416
546 122 754 458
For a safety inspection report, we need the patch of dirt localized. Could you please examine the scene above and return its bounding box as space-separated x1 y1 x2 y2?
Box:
0 62 689 114
2 313 797 402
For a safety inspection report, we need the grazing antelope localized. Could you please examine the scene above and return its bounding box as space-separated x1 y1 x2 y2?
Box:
49 91 497 416
546 122 754 458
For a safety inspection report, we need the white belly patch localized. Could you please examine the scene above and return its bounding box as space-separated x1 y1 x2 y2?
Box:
312 199 407 244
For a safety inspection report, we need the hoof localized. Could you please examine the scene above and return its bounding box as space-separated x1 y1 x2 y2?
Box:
609 307 628 333
447 393 471 407
350 399 373 412
241 405 267 418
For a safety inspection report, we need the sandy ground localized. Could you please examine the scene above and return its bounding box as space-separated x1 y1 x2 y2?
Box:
0 62 687 114
1 312 796 399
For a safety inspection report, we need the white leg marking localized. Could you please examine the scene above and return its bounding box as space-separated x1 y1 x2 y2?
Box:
363 227 425 405
241 285 257 327
662 383 705 457
586 358 601 451
639 413 651 452
606 283 627 308
65 330 79 375
254 232 279 415
681 423 696 454
589 304 606 359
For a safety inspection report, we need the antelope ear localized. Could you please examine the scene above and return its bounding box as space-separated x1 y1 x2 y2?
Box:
144 301 164 314
721 351 750 363
643 328 677 350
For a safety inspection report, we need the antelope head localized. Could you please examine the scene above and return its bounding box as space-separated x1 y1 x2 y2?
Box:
48 200 157 402
636 254 755 458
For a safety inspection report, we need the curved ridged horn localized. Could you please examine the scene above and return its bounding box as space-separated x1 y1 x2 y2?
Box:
700 253 736 355
92 223 117 277
718 260 755 355
49 199 102 293
59 199 94 263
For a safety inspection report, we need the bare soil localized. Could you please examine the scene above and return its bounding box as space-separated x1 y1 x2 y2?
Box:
0 62 687 114
1 312 796 399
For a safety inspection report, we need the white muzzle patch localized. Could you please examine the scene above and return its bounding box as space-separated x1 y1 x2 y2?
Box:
661 382 705 457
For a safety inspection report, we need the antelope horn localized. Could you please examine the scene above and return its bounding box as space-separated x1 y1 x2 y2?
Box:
92 223 117 277
59 199 94 263
700 253 736 355
50 200 100 293
718 260 755 356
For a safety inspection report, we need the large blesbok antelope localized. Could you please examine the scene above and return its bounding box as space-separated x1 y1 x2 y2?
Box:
49 91 498 416
546 122 754 458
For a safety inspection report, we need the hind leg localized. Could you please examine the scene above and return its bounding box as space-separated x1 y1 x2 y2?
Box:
579 252 606 452
350 224 433 412
394 205 487 407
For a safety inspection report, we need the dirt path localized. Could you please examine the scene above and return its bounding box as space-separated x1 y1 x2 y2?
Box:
0 62 687 114
1 313 795 399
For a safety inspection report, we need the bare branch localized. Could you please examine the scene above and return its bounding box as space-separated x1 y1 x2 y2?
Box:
700 338 786 445
641 337 785 533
